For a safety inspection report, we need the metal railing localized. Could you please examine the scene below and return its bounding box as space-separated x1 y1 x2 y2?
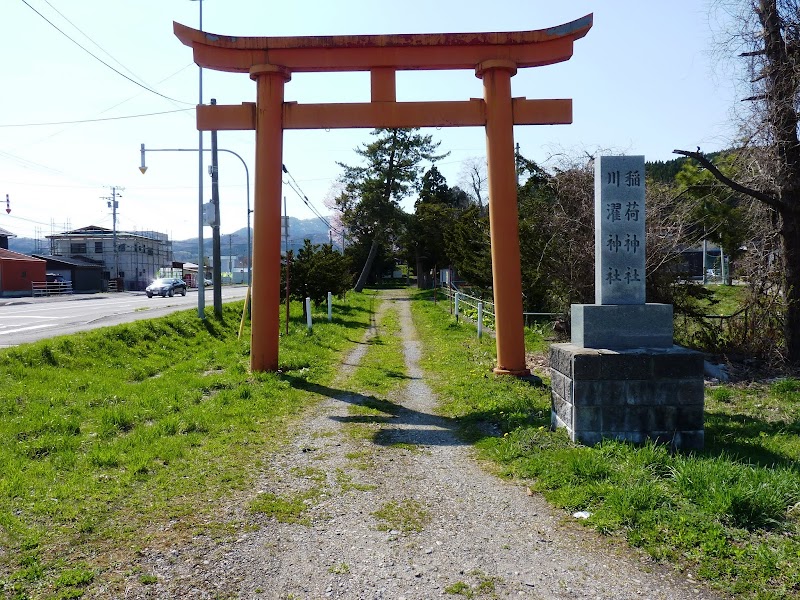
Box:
440 285 495 327
437 282 567 339
31 281 73 297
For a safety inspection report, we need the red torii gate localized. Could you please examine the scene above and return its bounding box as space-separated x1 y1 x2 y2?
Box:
174 15 592 374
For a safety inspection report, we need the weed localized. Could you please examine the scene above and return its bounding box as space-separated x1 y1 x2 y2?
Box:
335 469 376 492
372 498 429 533
290 467 327 483
444 581 473 597
708 387 735 403
328 563 350 574
248 489 321 525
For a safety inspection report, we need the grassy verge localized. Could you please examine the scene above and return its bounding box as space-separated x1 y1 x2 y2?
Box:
411 290 800 600
0 293 373 599
349 303 406 396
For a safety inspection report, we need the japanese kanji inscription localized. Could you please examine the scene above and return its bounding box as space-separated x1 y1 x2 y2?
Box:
595 155 645 305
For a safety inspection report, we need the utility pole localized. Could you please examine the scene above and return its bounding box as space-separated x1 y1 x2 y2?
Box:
195 0 205 319
102 186 124 282
210 98 222 318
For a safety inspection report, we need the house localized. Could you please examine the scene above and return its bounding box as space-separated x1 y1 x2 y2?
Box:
0 227 16 250
46 225 172 291
32 254 104 293
0 248 46 296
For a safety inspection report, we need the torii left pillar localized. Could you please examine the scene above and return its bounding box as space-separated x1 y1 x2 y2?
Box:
250 65 290 371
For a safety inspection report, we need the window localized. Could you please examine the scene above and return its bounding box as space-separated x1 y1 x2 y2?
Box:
95 241 103 253
118 243 126 252
70 243 87 254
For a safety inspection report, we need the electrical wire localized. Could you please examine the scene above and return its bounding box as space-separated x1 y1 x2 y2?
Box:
281 164 342 235
0 108 194 128
40 0 148 87
19 0 193 106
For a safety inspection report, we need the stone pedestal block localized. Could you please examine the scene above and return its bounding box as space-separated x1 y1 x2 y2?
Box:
571 303 673 349
550 343 704 450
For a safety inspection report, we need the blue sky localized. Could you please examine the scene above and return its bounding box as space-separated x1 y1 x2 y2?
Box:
1 0 738 241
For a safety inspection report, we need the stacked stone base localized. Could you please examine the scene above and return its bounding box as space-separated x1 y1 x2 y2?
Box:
550 343 705 450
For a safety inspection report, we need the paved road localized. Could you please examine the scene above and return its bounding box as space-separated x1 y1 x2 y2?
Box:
0 286 248 347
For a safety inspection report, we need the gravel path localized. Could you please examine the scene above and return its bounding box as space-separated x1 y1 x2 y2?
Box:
124 290 722 599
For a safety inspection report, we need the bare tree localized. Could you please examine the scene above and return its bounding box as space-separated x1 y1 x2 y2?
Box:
675 0 800 364
457 157 488 211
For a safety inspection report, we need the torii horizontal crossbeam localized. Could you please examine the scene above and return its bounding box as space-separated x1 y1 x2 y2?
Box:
196 98 572 131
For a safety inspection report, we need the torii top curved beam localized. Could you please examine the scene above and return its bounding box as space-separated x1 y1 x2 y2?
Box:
173 15 592 74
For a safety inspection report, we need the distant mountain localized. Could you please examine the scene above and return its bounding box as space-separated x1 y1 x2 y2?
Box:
8 217 337 264
7 237 40 256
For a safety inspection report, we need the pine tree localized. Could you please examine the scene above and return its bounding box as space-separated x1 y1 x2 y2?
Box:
335 128 445 291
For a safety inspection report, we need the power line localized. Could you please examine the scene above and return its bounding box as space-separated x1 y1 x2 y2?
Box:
0 108 194 128
281 164 341 235
19 0 193 106
40 0 147 86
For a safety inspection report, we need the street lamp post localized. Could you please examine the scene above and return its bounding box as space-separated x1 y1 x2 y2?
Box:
139 144 252 291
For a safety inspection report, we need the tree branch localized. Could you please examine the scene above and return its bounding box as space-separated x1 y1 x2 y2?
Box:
672 149 785 211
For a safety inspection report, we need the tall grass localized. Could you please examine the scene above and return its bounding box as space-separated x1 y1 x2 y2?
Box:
0 294 373 599
411 290 800 599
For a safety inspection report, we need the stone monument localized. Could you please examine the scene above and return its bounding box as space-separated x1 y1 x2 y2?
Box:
550 155 705 450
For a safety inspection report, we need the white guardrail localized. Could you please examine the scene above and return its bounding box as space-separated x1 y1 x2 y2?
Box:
31 281 73 297
438 283 565 338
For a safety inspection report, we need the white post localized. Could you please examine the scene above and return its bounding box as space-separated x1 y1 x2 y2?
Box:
454 292 460 322
305 297 312 330
702 238 708 285
327 291 332 322
477 301 483 339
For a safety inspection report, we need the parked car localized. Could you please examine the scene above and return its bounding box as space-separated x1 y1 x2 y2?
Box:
145 277 187 298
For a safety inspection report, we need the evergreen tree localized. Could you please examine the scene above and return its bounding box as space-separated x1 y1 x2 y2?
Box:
286 240 351 306
335 129 446 291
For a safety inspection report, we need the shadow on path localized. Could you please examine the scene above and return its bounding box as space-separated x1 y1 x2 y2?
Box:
282 375 467 448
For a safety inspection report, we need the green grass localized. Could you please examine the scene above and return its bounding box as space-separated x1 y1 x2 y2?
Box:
411 290 800 600
703 284 748 316
349 305 407 395
371 498 429 533
0 293 374 599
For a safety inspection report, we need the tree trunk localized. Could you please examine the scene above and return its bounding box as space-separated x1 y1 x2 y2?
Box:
415 250 424 289
781 207 800 363
353 130 398 294
353 238 380 292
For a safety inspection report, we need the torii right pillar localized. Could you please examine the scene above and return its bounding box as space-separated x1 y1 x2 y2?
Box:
479 59 529 376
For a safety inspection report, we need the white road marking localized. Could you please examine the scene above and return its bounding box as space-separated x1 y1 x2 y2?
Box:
0 324 57 336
